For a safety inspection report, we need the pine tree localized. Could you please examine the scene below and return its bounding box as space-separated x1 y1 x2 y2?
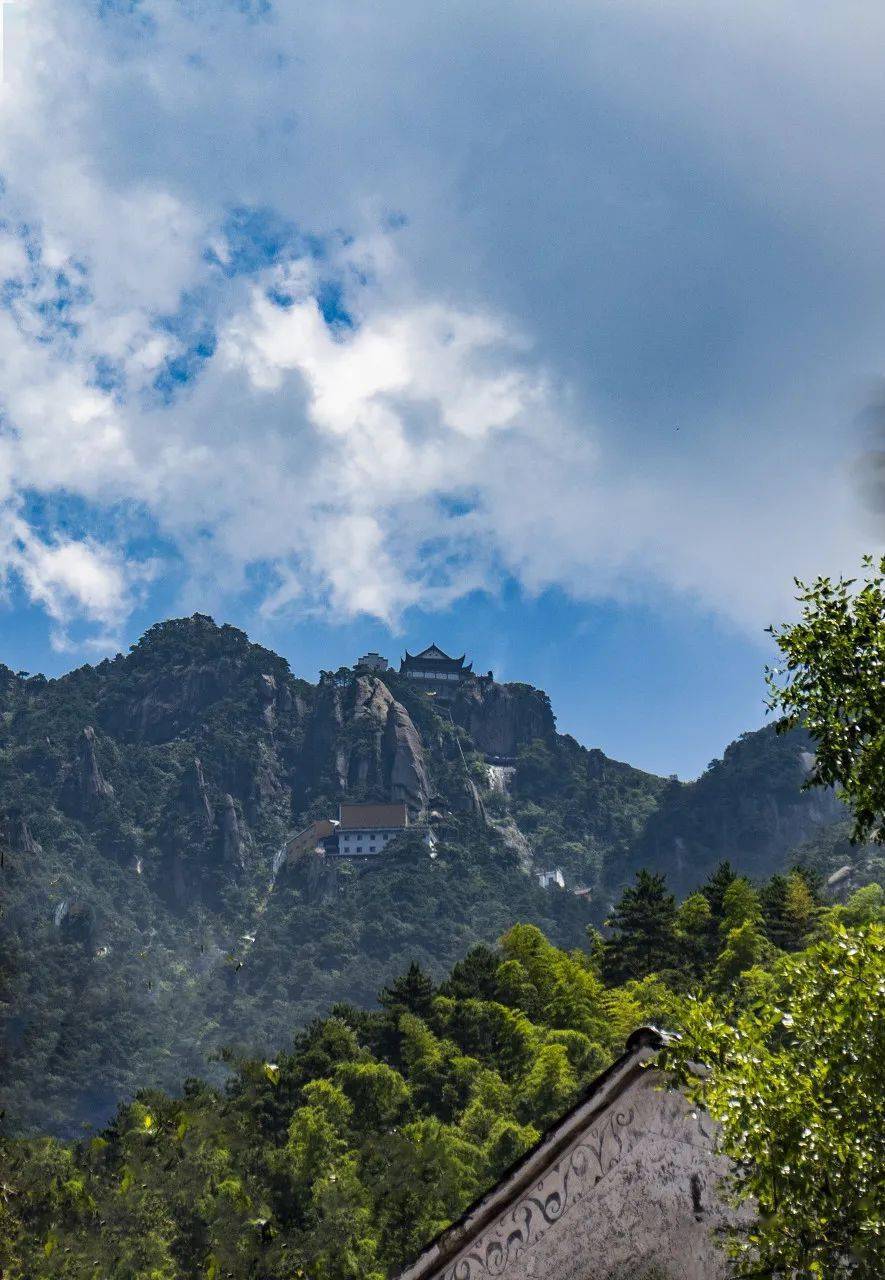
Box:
379 962 436 1018
702 860 737 923
439 945 501 1001
602 870 679 983
761 870 818 951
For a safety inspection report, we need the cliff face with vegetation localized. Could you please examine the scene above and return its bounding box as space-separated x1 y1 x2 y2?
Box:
0 615 857 1134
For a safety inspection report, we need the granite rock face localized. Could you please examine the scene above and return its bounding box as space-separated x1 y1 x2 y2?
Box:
452 681 555 759
302 684 348 791
95 616 306 748
383 697 431 815
320 676 432 814
100 664 228 745
181 757 214 830
449 777 487 822
61 727 115 817
347 676 394 790
219 794 245 867
1 808 41 855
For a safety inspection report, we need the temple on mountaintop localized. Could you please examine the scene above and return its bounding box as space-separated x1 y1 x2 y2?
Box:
399 644 493 699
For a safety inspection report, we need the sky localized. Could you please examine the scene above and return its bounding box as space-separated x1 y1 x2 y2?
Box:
0 1 883 778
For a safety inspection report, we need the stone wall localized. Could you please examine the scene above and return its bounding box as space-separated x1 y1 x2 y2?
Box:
397 1056 740 1280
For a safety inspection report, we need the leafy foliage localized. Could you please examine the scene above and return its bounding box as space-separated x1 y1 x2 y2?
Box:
662 925 885 1279
0 924 669 1278
767 555 885 844
1 869 881 1279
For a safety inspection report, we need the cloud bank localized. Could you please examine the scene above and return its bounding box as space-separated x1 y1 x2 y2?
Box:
0 0 881 650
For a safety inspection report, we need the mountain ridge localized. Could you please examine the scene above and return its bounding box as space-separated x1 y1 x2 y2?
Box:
0 613 856 1134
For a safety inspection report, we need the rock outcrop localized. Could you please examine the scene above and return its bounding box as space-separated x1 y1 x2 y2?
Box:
61 727 114 817
181 757 214 829
96 615 306 747
219 793 245 867
345 676 393 790
0 808 41 856
452 680 554 759
309 676 432 813
101 664 227 744
449 777 487 821
383 698 431 815
489 813 532 871
302 684 348 791
258 673 277 730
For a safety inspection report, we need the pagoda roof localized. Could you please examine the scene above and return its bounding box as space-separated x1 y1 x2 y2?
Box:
403 644 466 664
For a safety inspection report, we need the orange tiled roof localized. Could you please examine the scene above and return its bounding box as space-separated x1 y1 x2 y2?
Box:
339 802 408 830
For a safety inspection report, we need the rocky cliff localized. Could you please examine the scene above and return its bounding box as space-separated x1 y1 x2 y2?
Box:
0 616 851 901
451 679 555 759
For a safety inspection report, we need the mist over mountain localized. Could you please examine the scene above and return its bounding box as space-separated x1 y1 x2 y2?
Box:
0 615 859 1135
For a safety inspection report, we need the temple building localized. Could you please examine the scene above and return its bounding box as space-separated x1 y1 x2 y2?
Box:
337 802 409 857
537 867 565 890
355 652 390 673
285 818 338 863
399 644 492 699
395 1028 740 1280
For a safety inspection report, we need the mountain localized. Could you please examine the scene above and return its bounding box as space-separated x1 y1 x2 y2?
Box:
0 615 851 1134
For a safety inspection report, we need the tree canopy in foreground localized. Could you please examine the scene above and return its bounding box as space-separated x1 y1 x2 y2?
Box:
663 924 885 1279
767 555 885 843
1 865 882 1279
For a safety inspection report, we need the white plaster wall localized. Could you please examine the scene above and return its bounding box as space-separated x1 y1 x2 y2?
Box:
432 1071 735 1280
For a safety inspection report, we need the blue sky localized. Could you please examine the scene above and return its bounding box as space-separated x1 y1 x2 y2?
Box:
0 1 882 777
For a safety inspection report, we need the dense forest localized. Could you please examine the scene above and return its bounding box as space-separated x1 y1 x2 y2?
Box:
2 615 878 1137
1 860 881 1278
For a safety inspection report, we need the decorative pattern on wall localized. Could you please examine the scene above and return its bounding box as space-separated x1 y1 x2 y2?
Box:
441 1108 636 1279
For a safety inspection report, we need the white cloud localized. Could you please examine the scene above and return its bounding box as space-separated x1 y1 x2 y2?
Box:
0 0 881 650
0 512 140 633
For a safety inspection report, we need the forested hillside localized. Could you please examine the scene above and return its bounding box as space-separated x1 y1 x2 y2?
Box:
0 615 859 1134
2 869 881 1279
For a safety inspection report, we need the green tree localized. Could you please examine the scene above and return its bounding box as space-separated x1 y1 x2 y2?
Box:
380 963 437 1018
702 860 738 927
837 882 885 925
676 891 714 975
663 925 885 1279
713 918 769 986
767 555 885 842
720 876 762 931
602 871 679 983
761 870 820 951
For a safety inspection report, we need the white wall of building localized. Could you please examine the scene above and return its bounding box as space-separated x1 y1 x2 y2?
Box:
337 828 402 856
